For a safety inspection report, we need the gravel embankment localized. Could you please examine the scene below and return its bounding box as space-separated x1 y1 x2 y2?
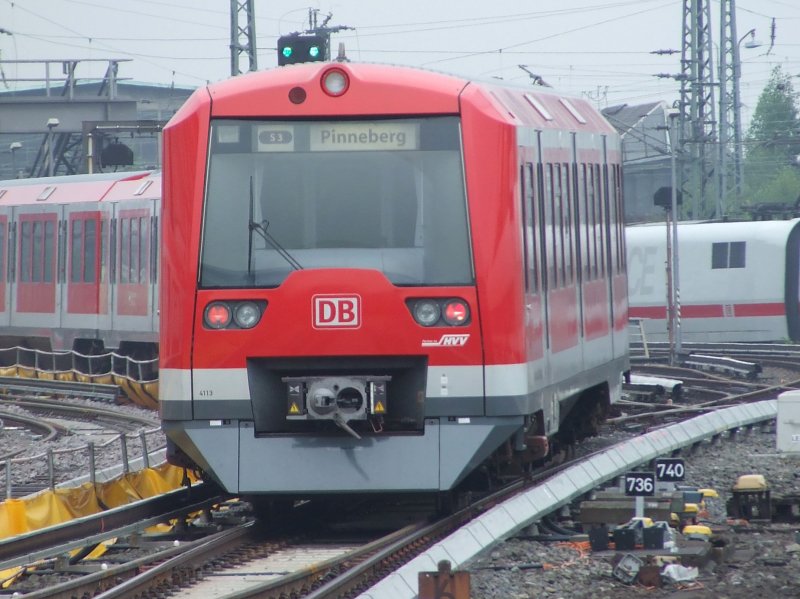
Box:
0 398 164 487
469 410 800 598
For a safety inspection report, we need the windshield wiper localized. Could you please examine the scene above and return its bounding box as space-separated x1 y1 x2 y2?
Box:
248 176 303 272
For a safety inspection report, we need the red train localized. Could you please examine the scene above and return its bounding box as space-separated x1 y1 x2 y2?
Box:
160 61 629 501
0 172 160 355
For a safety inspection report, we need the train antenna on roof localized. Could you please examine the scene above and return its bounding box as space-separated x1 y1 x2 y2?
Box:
335 42 349 62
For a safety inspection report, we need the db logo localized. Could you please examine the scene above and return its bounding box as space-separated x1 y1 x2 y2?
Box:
313 295 361 329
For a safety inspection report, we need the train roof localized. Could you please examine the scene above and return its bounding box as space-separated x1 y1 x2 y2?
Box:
0 170 159 206
626 218 800 244
177 61 615 135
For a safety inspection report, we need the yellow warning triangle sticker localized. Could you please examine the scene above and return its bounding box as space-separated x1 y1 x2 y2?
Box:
374 401 385 413
289 403 300 414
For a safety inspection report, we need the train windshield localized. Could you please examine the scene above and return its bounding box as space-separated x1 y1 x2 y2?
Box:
200 116 472 288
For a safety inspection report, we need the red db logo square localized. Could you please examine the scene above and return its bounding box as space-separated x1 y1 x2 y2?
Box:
313 295 361 329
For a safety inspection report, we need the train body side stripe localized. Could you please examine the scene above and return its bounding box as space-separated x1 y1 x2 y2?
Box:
630 302 786 320
164 364 538 403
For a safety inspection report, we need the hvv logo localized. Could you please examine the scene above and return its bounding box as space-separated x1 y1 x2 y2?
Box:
313 295 361 329
422 334 470 347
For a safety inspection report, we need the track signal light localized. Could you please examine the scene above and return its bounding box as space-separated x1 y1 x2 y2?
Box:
278 35 328 66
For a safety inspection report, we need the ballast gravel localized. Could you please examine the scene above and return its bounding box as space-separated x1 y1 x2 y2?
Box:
468 389 800 598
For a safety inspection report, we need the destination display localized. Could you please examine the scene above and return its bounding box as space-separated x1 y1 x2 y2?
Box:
310 122 419 151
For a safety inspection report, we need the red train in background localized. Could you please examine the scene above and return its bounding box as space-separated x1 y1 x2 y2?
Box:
160 60 629 503
0 171 160 400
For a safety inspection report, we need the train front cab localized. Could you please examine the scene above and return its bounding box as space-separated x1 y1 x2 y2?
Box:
160 64 627 498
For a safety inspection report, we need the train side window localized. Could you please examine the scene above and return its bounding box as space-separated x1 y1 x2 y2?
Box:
613 164 625 271
586 165 598 280
594 164 606 278
71 219 83 283
20 222 30 282
561 162 573 286
527 163 539 293
521 162 539 294
85 219 96 283
100 219 108 283
712 241 746 269
544 163 556 290
131 217 140 284
44 220 54 283
552 164 561 288
580 164 590 280
556 163 563 288
520 164 530 292
729 241 745 267
120 218 130 284
0 220 4 283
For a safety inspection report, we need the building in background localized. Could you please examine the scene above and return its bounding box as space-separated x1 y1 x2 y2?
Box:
0 59 194 180
603 101 674 223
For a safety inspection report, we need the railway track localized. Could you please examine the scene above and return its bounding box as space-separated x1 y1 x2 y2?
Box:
0 393 163 497
0 345 790 597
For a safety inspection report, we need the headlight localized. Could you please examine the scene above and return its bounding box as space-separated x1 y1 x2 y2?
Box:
234 301 261 329
413 300 441 327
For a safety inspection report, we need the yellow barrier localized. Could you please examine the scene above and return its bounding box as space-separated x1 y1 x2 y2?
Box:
0 463 194 540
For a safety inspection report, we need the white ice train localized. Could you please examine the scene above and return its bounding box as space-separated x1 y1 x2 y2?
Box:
626 219 800 343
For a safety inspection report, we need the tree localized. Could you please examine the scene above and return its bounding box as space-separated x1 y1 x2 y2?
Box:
740 65 800 210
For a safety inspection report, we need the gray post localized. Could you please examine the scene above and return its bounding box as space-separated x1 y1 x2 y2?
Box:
120 435 130 474
47 448 55 489
670 112 682 357
5 460 11 500
139 430 150 469
88 442 96 486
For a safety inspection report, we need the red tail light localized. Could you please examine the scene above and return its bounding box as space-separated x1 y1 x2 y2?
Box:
205 302 232 329
443 300 469 325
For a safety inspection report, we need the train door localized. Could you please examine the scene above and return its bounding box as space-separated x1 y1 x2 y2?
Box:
62 204 111 342
0 210 8 327
519 143 545 364
15 207 60 324
111 200 155 335
66 208 103 314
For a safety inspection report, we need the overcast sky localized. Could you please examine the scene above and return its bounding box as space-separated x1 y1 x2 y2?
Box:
2 0 799 123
